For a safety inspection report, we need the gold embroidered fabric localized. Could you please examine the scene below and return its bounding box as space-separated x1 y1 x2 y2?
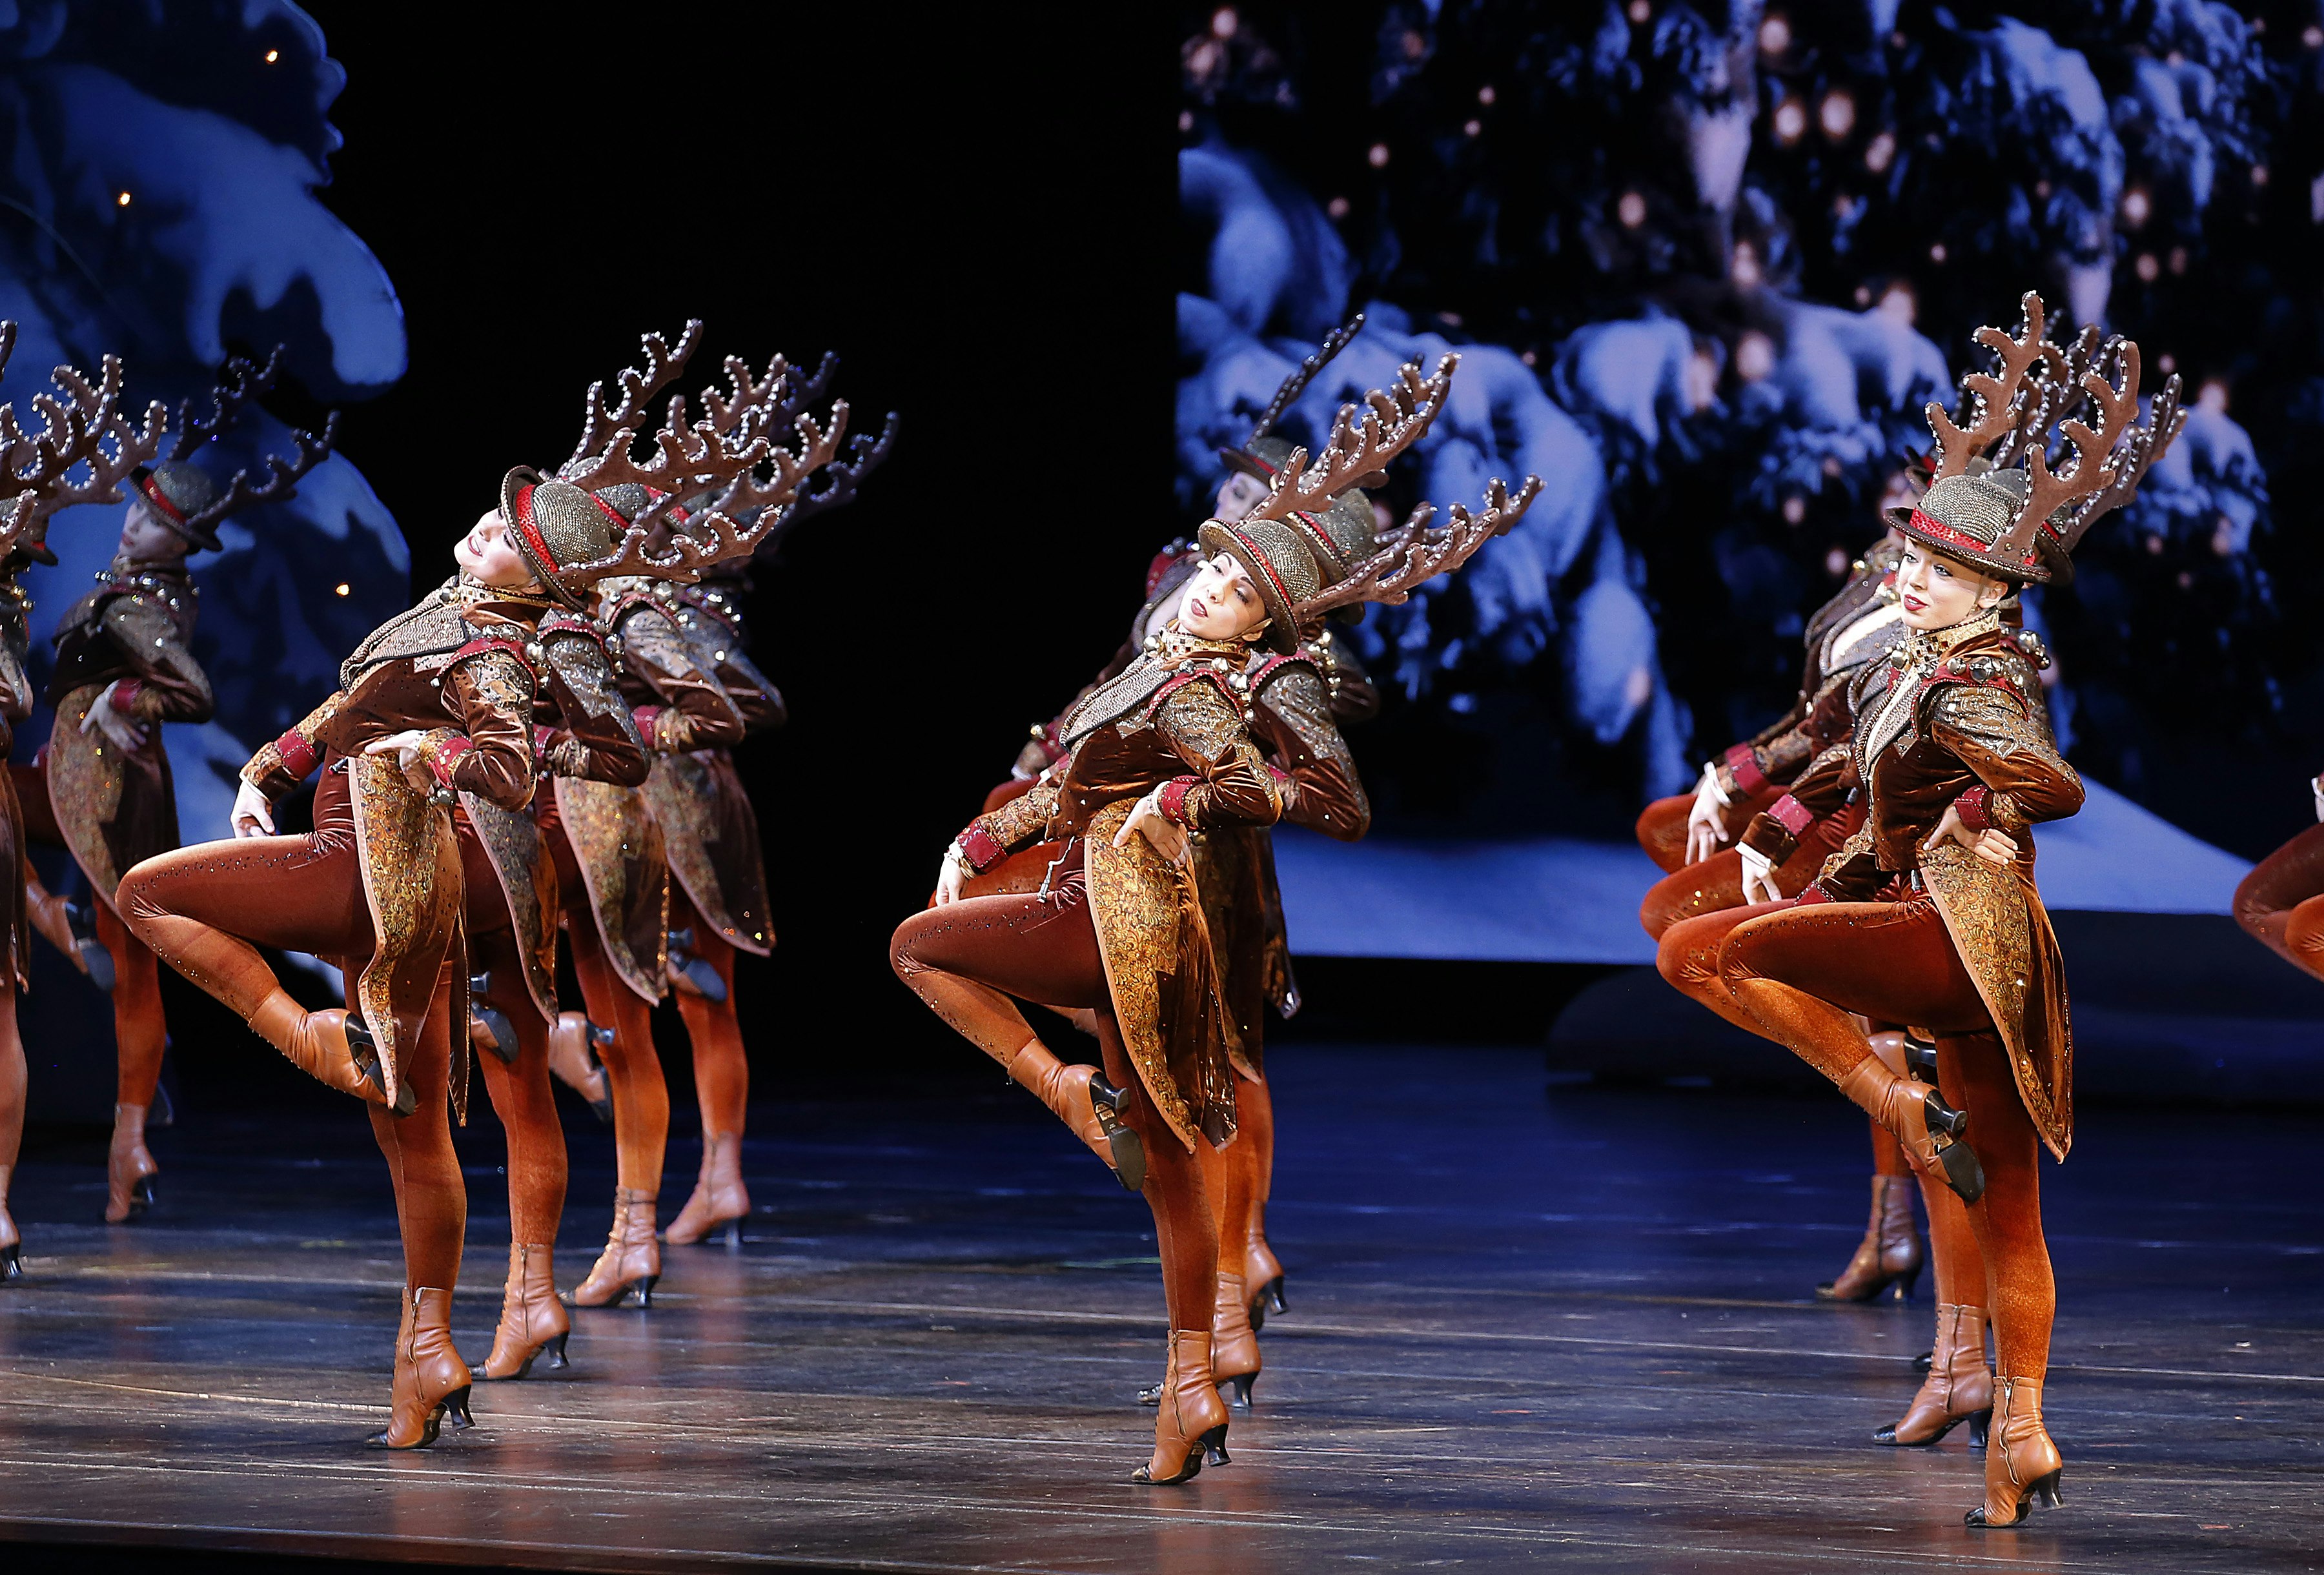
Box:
1084 795 1236 1153
460 791 560 1022
555 776 669 1003
46 682 129 906
347 754 465 1113
1919 839 2073 1157
642 751 771 955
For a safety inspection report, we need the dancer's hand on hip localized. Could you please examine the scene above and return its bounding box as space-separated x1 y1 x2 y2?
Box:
81 680 147 753
1116 789 1188 866
1738 844 1780 905
1926 803 2018 868
363 729 436 796
230 779 276 838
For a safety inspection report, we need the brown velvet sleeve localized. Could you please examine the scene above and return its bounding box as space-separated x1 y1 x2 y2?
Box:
1738 744 1858 864
1254 663 1368 842
1927 684 2085 834
440 651 540 810
713 646 786 735
101 594 214 723
241 692 345 801
968 777 1061 859
620 603 745 753
538 626 651 786
1154 679 1281 831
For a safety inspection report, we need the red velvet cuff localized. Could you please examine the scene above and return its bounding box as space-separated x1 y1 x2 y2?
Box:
110 678 144 715
631 705 663 747
1157 777 1199 826
428 737 471 791
1768 793 1814 838
1790 883 1833 907
958 823 1006 874
1722 744 1770 797
1954 786 1992 832
274 729 321 782
531 724 555 757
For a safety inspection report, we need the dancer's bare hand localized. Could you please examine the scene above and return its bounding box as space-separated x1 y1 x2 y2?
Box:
230 779 275 838
933 844 967 906
1926 802 2018 867
364 729 436 795
81 681 146 752
1116 789 1188 866
2311 771 2323 824
1684 766 1730 864
1738 846 1781 905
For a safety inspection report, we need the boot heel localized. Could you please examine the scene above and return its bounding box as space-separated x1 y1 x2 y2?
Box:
1086 1076 1146 1192
1136 1382 1161 1407
722 1219 742 1248
542 1329 571 1370
1201 1425 1230 1467
1969 1407 1993 1450
1219 1374 1254 1408
0 1243 20 1283
1893 1264 1922 1303
1262 1276 1287 1316
2032 1469 2063 1508
441 1385 474 1430
1921 1087 1969 1138
631 1275 658 1308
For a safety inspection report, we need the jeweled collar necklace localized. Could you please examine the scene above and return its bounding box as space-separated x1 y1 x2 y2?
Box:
1887 605 2002 673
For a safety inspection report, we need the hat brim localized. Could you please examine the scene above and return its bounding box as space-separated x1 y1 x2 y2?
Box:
1218 448 1276 484
498 465 588 609
129 469 221 553
1195 519 1299 653
1885 505 2051 586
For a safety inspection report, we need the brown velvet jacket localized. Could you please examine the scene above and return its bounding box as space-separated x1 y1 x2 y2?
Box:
1740 616 2083 1157
1711 539 1906 826
964 649 1283 1150
1201 647 1370 1073
43 558 213 909
461 609 653 1024
0 578 32 986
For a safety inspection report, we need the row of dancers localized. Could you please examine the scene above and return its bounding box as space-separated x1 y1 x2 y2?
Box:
0 294 2310 1532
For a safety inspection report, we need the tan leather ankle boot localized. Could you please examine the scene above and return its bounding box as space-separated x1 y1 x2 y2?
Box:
247 993 408 1113
1966 1376 2063 1528
1818 1175 1925 1301
1002 1037 1144 1190
1837 1053 1983 1203
570 1187 660 1307
480 1243 571 1380
1132 1329 1229 1485
368 1287 474 1449
1211 1270 1260 1407
664 1131 751 1245
1875 1303 1993 1446
105 1102 158 1224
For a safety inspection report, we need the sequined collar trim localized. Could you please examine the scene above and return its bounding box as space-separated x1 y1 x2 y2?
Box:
1887 606 2003 672
1150 622 1259 666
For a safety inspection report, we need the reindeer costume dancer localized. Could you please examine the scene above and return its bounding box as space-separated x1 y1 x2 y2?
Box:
12 352 329 1224
1667 294 2181 1526
895 353 1534 1483
454 328 821 1378
0 332 165 1280
556 356 848 1312
652 383 895 1249
117 348 775 1447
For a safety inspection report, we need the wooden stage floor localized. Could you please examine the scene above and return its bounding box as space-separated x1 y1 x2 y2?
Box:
0 1043 2318 1573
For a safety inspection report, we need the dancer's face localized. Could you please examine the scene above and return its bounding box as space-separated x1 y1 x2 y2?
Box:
1214 471 1269 523
456 507 544 592
1897 542 2006 631
1177 553 1270 643
117 497 189 564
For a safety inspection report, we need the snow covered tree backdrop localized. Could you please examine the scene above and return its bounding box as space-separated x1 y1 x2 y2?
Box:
0 0 407 844
1179 1 2314 848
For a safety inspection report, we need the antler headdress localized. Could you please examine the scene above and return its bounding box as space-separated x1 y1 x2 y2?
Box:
1889 290 2186 585
1219 314 1368 483
0 330 168 565
131 348 338 552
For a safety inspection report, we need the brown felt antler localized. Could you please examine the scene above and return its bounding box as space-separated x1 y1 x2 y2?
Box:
175 411 340 536
1925 291 2051 480
1247 312 1367 448
168 347 284 460
1244 353 1458 525
0 354 121 487
2003 338 2185 562
1289 473 1540 622
24 385 168 530
567 322 703 476
1990 323 2102 471
764 408 896 544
